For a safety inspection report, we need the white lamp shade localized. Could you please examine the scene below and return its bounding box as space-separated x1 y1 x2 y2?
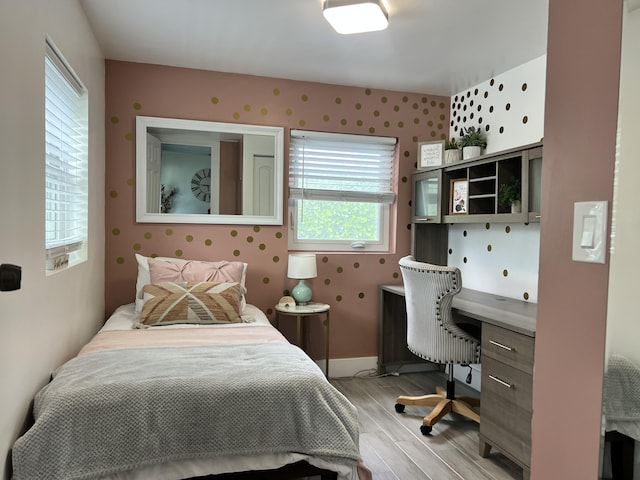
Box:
323 0 389 35
287 254 317 279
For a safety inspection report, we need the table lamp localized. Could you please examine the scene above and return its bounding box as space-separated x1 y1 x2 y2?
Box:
287 254 317 305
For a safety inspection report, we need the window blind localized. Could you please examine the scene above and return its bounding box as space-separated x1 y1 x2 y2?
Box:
45 40 88 259
289 130 396 204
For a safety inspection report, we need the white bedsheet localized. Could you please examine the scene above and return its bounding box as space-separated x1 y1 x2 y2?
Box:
95 303 358 480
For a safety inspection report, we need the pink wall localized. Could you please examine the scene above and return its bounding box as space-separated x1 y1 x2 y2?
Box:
104 61 450 361
531 1 622 478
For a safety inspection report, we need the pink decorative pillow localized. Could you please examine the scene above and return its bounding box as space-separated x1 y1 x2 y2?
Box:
148 257 246 286
138 281 243 326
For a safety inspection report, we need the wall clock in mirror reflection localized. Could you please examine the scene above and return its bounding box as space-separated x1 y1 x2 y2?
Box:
191 168 211 202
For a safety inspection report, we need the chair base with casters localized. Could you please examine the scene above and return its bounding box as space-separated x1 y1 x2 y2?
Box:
394 367 480 434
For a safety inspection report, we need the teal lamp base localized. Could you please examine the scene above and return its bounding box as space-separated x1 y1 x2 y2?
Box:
292 279 313 305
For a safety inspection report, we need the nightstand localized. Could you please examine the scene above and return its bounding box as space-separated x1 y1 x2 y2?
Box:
274 302 331 378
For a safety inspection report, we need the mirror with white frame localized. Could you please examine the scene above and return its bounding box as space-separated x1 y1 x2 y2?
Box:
136 116 284 225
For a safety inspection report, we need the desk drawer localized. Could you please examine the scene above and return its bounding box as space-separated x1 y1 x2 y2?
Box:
481 356 533 410
480 415 531 467
482 323 534 374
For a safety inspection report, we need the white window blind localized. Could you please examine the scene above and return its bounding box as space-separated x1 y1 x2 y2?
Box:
45 40 88 263
289 130 396 204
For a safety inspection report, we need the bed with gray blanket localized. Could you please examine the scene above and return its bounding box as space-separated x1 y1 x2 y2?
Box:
12 303 369 480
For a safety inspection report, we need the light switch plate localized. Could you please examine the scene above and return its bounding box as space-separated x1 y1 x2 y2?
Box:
572 201 608 263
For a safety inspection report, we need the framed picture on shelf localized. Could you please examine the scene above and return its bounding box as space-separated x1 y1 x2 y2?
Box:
417 140 444 169
450 178 468 214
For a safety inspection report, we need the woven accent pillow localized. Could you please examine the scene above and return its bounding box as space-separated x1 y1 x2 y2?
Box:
138 281 243 327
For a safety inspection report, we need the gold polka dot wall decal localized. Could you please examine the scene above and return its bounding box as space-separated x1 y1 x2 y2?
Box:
401 176 408 183
266 308 273 315
261 108 268 115
125 133 133 141
413 118 419 124
205 239 212 246
439 114 446 121
374 110 380 117
403 150 410 158
233 249 240 256
285 108 293 116
397 121 404 128
298 120 306 127
393 272 399 279
430 100 437 107
175 249 183 257
233 112 240 120
322 256 329 263
523 115 529 124
109 190 118 198
522 83 528 91
355 103 362 110
353 262 360 269
165 228 173 236
133 243 141 251
384 121 390 127
262 277 270 284
430 131 437 137
186 235 193 242
394 105 400 112
211 97 219 104
324 278 331 285
365 88 372 95
335 97 342 104
273 256 279 262
337 266 343 273
117 257 125 264
503 269 508 277
358 292 365 299
336 295 343 302
112 228 120 236
379 258 385 264
487 245 492 252
127 178 134 186
246 236 254 243
301 94 309 102
244 104 252 111
230 230 238 237
144 232 152 240
369 127 375 134
322 114 330 122
524 292 530 300
111 116 119 124
273 88 280 96
402 96 408 103
253 226 260 232
133 102 142 110
357 120 363 126
423 108 429 115
382 96 388 103
259 243 266 250
275 232 283 238
341 119 348 126
412 103 419 110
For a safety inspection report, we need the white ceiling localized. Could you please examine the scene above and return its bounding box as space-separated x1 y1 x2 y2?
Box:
79 0 549 97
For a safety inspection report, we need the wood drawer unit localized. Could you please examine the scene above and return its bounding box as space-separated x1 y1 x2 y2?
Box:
479 323 535 480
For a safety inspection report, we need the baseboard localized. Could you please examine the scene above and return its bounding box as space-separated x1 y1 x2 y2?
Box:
317 357 437 379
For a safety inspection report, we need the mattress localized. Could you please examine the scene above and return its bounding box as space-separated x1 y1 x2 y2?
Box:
13 303 367 480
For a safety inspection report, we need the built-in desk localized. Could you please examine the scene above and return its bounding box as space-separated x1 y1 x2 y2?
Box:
379 284 537 480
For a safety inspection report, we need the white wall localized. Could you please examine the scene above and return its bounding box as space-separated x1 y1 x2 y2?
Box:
0 2 105 478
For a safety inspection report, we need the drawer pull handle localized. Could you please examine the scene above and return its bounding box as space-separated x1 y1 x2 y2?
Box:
489 375 513 389
489 340 514 351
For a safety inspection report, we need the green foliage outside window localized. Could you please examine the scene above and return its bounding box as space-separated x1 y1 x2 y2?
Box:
296 200 380 241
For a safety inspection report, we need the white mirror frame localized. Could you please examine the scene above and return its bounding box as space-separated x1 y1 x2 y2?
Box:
136 116 284 225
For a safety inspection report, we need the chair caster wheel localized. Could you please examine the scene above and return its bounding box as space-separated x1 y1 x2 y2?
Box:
420 425 433 435
394 403 405 413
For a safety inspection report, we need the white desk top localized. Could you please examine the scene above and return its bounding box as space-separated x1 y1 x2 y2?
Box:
380 284 536 337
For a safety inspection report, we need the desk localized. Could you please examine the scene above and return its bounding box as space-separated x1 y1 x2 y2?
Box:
275 303 331 378
379 284 537 479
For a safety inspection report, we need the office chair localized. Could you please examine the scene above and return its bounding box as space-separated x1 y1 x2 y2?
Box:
394 255 481 435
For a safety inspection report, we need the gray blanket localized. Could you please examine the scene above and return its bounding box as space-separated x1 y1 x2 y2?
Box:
12 343 361 480
603 354 640 442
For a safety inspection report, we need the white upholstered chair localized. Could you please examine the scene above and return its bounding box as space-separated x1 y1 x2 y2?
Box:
394 255 481 435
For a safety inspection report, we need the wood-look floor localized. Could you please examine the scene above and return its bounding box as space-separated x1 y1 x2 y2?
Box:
331 370 524 480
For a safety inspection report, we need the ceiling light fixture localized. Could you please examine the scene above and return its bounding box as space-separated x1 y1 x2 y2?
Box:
323 0 389 35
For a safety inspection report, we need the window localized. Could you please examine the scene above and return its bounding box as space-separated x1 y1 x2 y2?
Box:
288 130 397 252
45 40 88 271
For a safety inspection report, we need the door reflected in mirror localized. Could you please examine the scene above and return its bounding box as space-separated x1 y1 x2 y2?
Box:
136 116 284 225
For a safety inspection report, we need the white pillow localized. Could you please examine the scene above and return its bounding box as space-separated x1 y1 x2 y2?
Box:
134 254 248 313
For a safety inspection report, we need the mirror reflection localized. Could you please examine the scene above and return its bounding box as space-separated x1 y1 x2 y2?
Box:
136 116 284 225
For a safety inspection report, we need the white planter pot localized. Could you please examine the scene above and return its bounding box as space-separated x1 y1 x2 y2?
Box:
511 200 522 213
444 149 461 164
462 146 481 159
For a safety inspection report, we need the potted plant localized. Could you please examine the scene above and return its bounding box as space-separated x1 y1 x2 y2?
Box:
498 178 521 213
458 126 487 159
444 137 460 164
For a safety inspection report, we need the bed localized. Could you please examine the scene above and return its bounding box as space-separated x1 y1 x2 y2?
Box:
12 256 370 480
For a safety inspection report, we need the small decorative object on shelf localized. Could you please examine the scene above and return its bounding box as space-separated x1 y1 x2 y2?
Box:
160 184 177 213
418 140 445 169
459 126 487 160
499 178 522 213
444 138 461 164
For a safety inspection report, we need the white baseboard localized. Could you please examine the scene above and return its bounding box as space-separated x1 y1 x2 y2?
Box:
316 357 438 379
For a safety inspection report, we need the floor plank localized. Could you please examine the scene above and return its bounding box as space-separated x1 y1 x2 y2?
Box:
332 371 523 480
